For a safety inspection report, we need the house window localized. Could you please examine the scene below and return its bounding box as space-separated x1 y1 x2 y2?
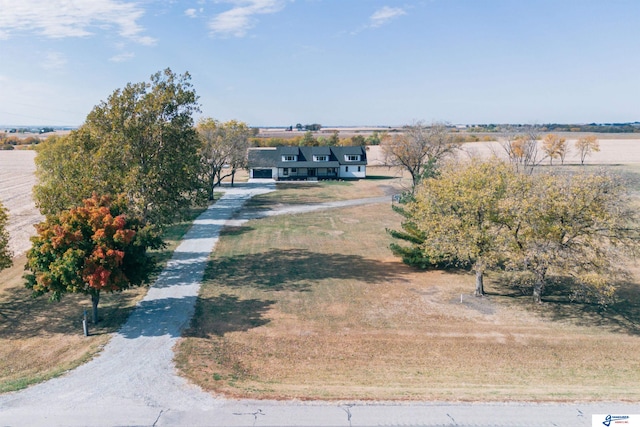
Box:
313 155 328 162
358 166 361 172
283 168 289 176
291 168 297 173
345 155 360 161
345 166 349 172
282 155 297 162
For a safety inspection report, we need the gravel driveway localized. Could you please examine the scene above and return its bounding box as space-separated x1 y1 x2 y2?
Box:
0 184 273 426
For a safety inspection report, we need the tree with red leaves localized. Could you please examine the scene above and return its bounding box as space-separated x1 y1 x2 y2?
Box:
25 195 162 324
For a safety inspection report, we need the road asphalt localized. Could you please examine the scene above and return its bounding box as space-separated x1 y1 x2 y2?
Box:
0 182 637 427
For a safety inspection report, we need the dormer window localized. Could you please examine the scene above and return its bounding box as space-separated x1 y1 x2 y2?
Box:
282 155 297 162
313 155 329 162
345 154 361 161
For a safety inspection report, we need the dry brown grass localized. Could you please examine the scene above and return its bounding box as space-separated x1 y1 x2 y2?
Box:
0 209 205 393
0 255 146 392
175 173 640 402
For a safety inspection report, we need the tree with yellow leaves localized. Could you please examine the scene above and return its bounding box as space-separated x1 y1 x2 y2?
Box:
198 117 252 199
575 135 600 165
409 159 514 296
393 159 640 304
498 170 639 303
542 133 568 165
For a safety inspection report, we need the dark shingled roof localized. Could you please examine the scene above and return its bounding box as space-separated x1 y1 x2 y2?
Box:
247 148 279 168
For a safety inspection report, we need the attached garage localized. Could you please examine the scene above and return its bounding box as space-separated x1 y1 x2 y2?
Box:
252 169 273 179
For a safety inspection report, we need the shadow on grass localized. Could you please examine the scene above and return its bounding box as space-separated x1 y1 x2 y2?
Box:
0 285 143 339
0 204 212 341
275 183 322 190
184 293 274 338
220 225 255 237
541 280 640 336
365 174 397 180
239 197 279 213
491 274 640 336
205 248 409 292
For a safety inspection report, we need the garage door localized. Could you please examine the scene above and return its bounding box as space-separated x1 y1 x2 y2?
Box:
252 169 272 179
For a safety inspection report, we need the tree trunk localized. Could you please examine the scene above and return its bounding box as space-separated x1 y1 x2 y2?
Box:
231 169 236 187
475 268 484 297
208 165 216 201
409 170 419 193
91 292 100 324
208 174 215 201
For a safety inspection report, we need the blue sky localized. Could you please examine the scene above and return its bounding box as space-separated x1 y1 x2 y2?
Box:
0 0 639 127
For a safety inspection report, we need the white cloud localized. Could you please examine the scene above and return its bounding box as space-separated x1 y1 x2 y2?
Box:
369 6 406 28
209 0 285 38
41 51 67 70
109 52 135 62
0 0 156 45
185 8 206 18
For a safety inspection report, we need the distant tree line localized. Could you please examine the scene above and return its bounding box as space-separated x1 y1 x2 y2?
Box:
0 134 43 149
252 130 383 147
466 123 640 133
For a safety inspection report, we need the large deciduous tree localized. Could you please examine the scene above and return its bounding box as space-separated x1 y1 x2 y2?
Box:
25 195 162 323
498 171 639 304
33 132 112 216
198 118 252 199
382 121 458 192
0 202 12 271
34 68 205 226
409 160 514 296
390 159 640 304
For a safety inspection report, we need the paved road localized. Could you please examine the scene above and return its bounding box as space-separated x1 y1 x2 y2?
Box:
0 182 637 426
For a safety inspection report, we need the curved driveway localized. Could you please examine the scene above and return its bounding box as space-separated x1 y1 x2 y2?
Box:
0 183 637 426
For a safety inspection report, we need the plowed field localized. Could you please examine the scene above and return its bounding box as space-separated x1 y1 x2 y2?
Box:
0 150 42 257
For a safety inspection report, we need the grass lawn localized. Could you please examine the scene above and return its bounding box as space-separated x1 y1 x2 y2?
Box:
0 207 207 393
175 168 640 401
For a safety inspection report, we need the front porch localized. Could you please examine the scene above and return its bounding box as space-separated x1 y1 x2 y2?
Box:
278 167 338 181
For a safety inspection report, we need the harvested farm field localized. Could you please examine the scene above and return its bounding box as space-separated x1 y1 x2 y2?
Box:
0 150 42 257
